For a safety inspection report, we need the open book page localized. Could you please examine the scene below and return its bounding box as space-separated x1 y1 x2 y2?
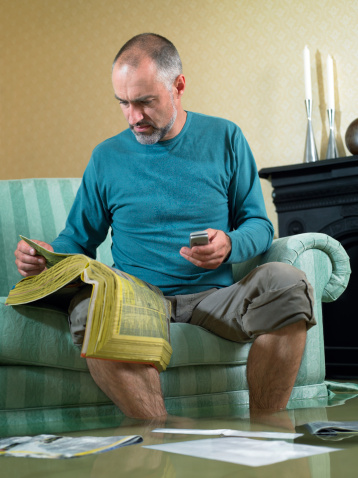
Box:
20 235 76 268
109 267 170 339
6 255 90 305
81 262 172 372
6 253 172 371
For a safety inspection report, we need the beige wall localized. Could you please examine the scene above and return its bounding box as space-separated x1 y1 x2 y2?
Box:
1 0 358 232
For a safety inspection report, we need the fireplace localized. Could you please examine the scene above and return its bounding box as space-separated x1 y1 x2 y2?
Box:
259 155 358 379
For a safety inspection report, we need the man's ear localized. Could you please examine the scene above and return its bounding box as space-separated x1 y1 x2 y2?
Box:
173 74 186 98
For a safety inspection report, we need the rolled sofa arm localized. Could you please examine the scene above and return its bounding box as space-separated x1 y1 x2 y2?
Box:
232 233 351 303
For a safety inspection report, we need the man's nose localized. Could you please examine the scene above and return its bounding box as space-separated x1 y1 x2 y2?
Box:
128 104 144 125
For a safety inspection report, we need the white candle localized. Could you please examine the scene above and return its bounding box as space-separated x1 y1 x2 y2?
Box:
303 45 312 100
327 54 335 110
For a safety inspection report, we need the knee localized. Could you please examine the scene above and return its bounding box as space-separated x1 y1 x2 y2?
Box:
240 263 315 338
253 262 310 292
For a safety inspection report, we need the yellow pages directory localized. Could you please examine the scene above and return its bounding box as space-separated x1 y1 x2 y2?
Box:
6 237 172 372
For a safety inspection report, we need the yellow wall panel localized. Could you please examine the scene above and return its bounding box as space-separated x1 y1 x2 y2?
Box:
1 0 358 231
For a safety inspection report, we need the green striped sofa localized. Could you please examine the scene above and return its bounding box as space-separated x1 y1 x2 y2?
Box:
0 178 351 436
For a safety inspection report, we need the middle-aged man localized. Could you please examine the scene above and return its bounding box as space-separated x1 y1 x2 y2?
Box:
15 33 315 420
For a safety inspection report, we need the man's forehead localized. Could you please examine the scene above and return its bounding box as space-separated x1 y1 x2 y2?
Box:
113 76 162 100
113 61 159 84
112 61 167 101
114 62 135 76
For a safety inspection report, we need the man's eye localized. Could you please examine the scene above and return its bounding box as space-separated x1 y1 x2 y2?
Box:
119 101 128 107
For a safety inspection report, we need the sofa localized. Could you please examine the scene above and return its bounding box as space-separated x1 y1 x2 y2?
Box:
0 178 351 436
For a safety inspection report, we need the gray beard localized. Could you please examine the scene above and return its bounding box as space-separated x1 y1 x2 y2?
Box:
132 108 177 145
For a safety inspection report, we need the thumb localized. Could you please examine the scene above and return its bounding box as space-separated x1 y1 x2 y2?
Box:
206 229 218 242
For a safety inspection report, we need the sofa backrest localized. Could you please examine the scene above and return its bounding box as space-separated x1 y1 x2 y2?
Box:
0 178 113 296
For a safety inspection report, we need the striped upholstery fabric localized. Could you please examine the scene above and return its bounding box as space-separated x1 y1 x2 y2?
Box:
0 179 351 436
0 178 112 296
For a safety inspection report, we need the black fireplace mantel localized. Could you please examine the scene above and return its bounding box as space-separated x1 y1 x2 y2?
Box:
259 155 358 211
259 155 358 237
259 155 358 379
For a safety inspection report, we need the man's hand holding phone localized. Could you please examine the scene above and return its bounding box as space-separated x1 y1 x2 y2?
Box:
180 228 231 270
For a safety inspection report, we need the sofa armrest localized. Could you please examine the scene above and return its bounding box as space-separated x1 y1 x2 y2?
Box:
232 233 351 303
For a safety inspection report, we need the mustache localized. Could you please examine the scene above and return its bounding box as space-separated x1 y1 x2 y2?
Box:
130 120 157 129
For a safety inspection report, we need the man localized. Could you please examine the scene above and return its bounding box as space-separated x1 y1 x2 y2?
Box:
15 33 315 419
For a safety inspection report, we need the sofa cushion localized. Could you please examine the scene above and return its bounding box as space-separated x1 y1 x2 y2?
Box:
169 323 251 367
0 295 325 391
0 299 252 371
0 299 85 371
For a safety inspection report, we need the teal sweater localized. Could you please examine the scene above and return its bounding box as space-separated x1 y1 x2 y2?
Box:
52 112 274 295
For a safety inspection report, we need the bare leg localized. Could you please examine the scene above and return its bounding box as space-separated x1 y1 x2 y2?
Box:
247 320 307 411
86 359 167 419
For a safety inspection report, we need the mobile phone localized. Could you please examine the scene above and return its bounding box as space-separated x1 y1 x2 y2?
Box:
190 231 209 248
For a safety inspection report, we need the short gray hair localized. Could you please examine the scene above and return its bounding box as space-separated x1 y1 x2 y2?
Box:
112 33 183 89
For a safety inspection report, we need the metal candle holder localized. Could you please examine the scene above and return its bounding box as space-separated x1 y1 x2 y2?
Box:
325 108 338 159
304 99 319 163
